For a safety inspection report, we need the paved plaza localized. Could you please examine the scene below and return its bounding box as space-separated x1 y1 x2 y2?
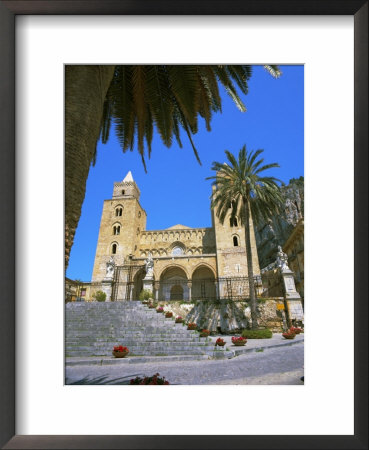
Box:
65 336 304 385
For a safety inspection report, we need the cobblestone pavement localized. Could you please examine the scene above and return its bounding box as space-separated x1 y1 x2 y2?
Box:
65 341 304 385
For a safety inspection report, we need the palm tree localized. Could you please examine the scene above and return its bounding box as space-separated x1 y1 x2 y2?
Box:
65 65 281 269
207 145 283 329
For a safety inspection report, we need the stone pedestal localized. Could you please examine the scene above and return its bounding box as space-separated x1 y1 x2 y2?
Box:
280 269 304 323
101 279 113 302
143 277 154 294
281 268 301 299
285 299 304 321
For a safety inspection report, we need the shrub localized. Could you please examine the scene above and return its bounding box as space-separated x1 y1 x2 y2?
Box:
93 290 106 302
139 289 152 301
242 329 273 339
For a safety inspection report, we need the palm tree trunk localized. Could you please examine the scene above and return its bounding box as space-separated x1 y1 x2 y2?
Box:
243 197 258 329
65 65 115 270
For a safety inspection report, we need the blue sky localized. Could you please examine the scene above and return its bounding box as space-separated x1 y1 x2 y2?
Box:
67 65 304 281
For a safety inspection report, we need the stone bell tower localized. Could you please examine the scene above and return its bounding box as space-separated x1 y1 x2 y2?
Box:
211 187 260 279
91 171 147 282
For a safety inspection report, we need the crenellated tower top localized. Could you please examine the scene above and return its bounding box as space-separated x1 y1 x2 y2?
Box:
112 171 140 200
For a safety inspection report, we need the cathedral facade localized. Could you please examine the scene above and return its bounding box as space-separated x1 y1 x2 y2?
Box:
91 171 261 302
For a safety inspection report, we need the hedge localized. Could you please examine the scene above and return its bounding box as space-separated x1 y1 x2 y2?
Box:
242 329 273 339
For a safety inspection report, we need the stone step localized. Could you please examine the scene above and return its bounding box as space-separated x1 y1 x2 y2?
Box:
65 301 231 359
66 349 223 357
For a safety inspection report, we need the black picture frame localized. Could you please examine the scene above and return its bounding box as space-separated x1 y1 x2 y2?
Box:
0 1 367 449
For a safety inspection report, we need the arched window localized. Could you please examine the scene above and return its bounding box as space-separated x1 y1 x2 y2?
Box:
233 236 239 247
122 190 125 195
230 217 238 227
111 243 117 254
113 225 120 235
115 207 123 217
172 246 184 256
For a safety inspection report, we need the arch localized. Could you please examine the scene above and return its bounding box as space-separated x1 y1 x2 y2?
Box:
233 235 239 247
230 217 238 227
159 264 189 302
132 268 146 300
159 264 189 280
112 222 121 235
111 242 118 254
192 264 216 301
115 205 123 217
191 263 216 279
169 241 186 256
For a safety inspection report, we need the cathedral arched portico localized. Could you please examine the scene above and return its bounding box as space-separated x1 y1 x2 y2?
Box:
159 266 189 302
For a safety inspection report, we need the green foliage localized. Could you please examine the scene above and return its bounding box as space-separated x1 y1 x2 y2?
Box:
288 176 304 187
207 145 283 330
139 289 152 301
92 290 106 302
242 329 273 339
207 146 283 228
102 65 281 171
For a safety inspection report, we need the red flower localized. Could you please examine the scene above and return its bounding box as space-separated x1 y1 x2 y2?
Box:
232 336 246 343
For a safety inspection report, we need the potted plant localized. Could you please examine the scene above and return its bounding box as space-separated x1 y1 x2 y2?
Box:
130 373 170 385
290 326 302 334
165 311 173 318
232 336 247 346
175 316 183 323
199 329 210 337
139 289 153 304
148 303 155 309
112 345 129 358
156 306 164 313
187 322 197 330
215 338 226 347
282 330 296 339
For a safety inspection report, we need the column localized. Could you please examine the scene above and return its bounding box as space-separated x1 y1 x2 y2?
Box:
187 281 192 302
154 282 160 302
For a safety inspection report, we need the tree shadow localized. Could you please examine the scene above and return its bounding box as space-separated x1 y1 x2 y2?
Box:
66 373 142 385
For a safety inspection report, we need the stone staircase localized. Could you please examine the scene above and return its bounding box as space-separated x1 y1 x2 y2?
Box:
66 301 232 360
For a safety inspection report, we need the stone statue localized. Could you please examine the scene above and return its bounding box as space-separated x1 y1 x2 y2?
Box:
145 252 154 278
105 256 115 279
276 245 290 272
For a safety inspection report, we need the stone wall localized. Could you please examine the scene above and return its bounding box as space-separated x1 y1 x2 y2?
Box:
138 226 215 257
150 298 284 333
92 197 147 281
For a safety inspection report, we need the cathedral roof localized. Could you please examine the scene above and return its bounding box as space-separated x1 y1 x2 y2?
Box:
166 224 191 230
123 171 134 182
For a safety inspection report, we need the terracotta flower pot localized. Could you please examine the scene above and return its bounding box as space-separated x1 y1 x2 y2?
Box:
216 342 226 347
233 341 246 346
112 350 129 358
282 334 295 340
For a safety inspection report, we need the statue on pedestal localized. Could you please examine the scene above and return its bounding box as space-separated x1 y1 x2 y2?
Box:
144 252 154 279
276 245 290 272
105 256 115 279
